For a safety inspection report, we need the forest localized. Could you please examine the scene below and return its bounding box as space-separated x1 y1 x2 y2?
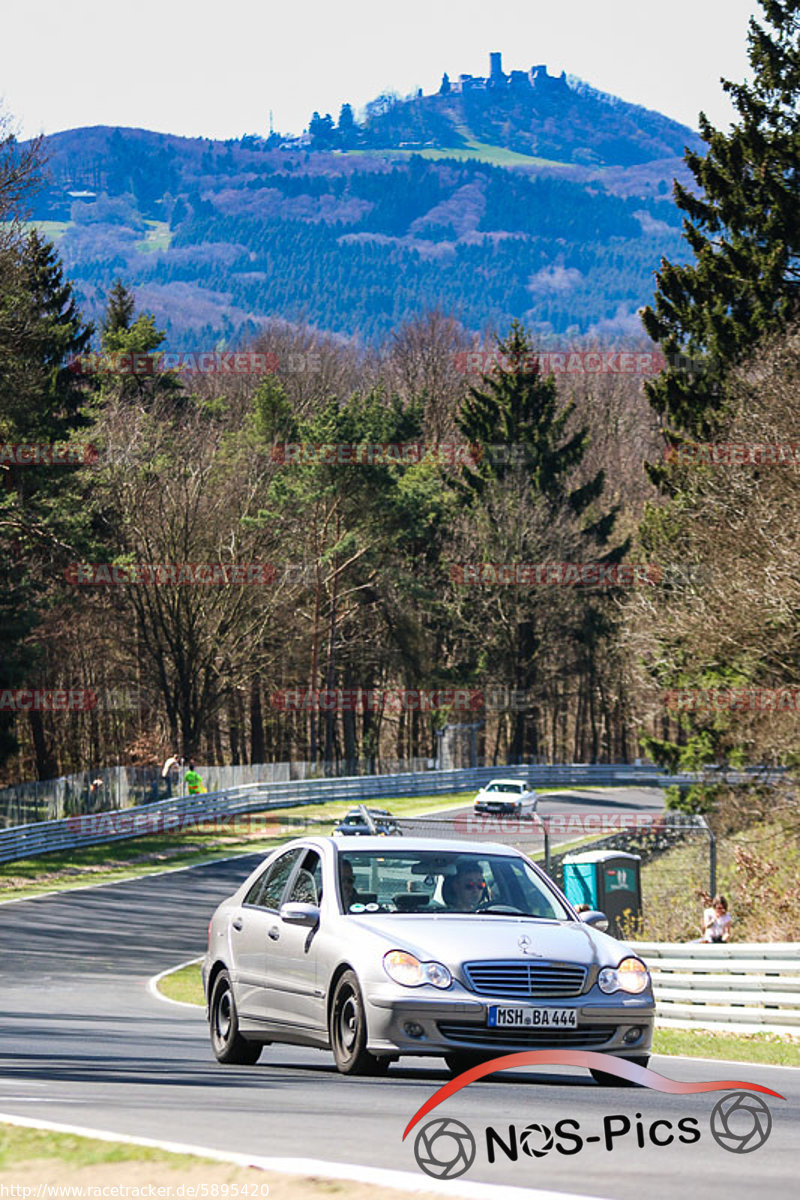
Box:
0 3 797 806
27 110 690 346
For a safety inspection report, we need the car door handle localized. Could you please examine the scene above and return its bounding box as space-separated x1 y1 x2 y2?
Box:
232 917 243 931
268 925 280 941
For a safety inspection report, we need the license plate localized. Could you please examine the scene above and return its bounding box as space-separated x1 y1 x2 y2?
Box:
488 1006 578 1028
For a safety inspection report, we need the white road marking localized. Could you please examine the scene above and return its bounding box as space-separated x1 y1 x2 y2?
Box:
0 1111 610 1200
147 957 205 1008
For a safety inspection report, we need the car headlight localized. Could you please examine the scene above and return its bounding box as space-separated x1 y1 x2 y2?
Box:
597 957 650 995
383 950 452 989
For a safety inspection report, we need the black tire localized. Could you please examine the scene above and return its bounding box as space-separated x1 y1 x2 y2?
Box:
590 1055 649 1086
329 970 387 1075
209 970 262 1065
445 1051 496 1077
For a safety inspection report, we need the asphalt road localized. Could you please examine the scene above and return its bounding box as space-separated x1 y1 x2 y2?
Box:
0 789 796 1199
406 786 670 846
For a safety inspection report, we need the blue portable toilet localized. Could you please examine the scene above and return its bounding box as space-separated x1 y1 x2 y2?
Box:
562 850 642 937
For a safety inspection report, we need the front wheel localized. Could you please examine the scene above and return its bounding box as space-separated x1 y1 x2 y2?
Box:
329 970 388 1075
590 1055 649 1086
209 970 262 1065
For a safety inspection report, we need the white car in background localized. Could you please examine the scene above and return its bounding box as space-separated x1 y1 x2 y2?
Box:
473 778 539 817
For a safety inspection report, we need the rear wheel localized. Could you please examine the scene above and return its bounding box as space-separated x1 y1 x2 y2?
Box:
590 1055 649 1086
209 970 262 1065
329 970 388 1075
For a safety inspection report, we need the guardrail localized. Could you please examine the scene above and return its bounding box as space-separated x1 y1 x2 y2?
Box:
636 941 800 1035
0 762 783 866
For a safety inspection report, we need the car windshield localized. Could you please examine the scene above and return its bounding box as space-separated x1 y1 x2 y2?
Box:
342 810 391 826
336 850 569 918
487 783 523 793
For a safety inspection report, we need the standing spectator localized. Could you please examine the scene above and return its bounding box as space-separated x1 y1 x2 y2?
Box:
701 894 732 942
162 754 183 799
184 759 204 795
88 777 104 811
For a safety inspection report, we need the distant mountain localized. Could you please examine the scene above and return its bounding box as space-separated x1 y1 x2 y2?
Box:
328 53 702 169
24 59 700 347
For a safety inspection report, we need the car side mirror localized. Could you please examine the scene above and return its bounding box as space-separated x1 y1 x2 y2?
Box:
280 902 320 927
578 910 609 932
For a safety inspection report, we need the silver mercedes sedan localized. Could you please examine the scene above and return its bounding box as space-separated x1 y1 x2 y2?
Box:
202 836 654 1082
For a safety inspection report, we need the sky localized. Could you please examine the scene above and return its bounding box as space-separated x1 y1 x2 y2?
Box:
1 0 760 142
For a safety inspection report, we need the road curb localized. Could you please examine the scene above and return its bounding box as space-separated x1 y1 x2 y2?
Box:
147 957 205 1009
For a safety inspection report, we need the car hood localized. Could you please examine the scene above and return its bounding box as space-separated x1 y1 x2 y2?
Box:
344 913 628 969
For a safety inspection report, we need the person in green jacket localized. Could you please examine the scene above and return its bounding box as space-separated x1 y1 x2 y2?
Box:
184 760 204 794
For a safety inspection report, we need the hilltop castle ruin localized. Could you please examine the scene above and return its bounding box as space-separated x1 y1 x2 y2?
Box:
442 52 568 96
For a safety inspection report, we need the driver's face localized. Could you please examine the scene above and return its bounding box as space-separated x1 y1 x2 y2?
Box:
453 871 485 910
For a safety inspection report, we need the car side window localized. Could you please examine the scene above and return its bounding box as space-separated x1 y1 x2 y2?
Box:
245 848 302 909
287 850 323 905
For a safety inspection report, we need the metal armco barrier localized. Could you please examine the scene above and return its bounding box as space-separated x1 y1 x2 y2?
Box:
636 941 800 1035
0 762 782 865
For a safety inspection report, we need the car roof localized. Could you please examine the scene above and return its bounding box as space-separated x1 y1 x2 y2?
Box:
295 834 525 855
485 778 528 786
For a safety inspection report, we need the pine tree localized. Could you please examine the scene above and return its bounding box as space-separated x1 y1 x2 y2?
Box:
103 278 136 334
337 103 356 145
457 321 609 529
98 280 182 405
0 232 93 774
642 0 800 438
453 322 626 762
637 3 800 798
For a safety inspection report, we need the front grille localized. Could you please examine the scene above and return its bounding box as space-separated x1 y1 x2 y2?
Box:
437 1022 616 1049
463 961 587 999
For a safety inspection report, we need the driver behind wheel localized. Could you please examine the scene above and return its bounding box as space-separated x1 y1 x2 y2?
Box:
444 860 488 911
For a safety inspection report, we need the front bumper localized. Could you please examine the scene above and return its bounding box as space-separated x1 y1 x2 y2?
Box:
364 982 654 1058
474 801 521 815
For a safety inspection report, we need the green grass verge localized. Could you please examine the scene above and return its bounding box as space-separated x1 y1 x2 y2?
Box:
158 961 204 1006
652 1027 800 1067
160 962 798 1067
0 1124 201 1170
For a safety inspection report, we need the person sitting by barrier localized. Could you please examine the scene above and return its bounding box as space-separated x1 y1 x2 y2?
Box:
701 894 731 943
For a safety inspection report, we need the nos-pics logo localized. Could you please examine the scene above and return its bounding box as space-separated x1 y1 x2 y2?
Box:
404 1052 783 1181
